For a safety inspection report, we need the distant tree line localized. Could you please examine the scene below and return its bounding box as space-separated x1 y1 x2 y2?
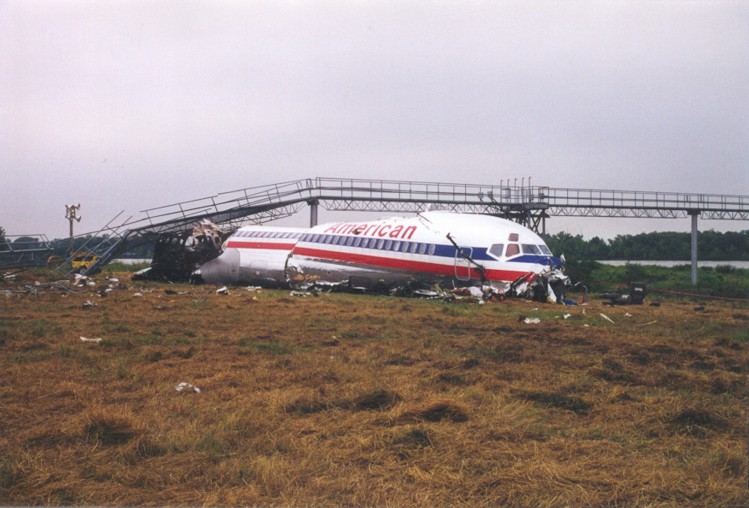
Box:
0 232 154 260
45 235 154 259
544 230 749 261
1 226 746 263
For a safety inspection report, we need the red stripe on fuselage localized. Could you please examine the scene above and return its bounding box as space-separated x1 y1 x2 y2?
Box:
292 246 531 283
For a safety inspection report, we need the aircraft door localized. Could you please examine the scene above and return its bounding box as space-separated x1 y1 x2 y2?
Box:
454 247 473 281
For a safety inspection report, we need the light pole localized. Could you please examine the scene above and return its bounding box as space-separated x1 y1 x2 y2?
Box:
65 204 81 254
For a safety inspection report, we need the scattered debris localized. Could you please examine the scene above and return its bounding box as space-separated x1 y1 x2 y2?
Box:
289 289 320 297
599 313 615 324
80 336 103 344
638 320 658 327
216 286 230 295
602 282 647 305
82 300 97 309
523 317 541 324
508 266 571 303
175 382 201 394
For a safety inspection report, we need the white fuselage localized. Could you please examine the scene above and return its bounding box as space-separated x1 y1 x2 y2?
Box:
198 212 559 290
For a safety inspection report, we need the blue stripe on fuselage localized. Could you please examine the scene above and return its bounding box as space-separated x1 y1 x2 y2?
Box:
296 235 553 266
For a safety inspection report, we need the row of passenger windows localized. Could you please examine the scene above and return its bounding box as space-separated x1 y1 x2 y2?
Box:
235 229 551 259
235 230 304 239
237 229 438 255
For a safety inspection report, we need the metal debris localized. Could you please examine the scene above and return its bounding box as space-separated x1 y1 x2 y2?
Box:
134 220 230 282
602 282 647 305
599 313 616 324
175 382 201 393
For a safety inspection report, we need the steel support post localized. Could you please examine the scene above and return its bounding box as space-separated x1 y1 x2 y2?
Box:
309 200 319 228
690 211 700 286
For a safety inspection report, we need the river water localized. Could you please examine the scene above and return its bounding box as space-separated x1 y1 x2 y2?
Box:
599 260 749 269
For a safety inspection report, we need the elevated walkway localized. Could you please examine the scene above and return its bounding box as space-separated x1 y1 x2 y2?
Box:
72 177 747 275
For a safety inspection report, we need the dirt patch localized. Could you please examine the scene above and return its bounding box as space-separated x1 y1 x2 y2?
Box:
398 401 469 423
668 408 728 437
347 389 402 411
517 390 592 414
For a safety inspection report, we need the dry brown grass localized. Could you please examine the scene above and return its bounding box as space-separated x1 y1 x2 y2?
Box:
1 271 747 506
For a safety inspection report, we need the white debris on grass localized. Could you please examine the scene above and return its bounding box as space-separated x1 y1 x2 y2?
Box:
80 336 103 343
524 317 541 324
176 382 201 393
599 313 616 324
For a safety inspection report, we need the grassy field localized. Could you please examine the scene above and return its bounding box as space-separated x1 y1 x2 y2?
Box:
1 270 747 507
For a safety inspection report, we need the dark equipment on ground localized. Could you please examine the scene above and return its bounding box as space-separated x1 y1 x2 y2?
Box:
602 282 647 305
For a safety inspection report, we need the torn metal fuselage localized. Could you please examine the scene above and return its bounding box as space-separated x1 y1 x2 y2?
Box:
135 220 231 282
195 212 572 302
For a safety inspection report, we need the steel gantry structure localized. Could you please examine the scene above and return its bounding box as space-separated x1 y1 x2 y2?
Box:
74 177 747 283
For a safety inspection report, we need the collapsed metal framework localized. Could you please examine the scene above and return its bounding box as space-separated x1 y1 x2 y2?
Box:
63 177 746 275
0 234 54 270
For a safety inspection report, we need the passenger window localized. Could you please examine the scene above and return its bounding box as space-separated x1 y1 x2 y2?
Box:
419 243 427 255
489 243 504 258
403 242 411 253
385 240 392 250
377 239 384 249
506 244 520 257
428 244 436 256
393 241 401 251
362 238 369 248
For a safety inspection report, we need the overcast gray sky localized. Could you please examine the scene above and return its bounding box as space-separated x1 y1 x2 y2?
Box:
1 1 747 240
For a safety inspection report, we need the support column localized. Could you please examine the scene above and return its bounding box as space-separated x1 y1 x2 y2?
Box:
689 210 700 286
308 200 319 228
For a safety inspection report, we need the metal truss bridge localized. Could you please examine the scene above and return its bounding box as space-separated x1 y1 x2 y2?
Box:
65 177 746 276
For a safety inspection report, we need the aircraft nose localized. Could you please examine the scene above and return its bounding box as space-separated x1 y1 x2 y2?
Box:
199 249 239 284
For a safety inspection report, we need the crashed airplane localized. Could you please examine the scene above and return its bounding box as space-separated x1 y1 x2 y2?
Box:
192 212 570 302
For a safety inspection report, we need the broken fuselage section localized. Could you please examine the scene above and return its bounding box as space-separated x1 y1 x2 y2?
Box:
135 220 231 282
195 212 570 302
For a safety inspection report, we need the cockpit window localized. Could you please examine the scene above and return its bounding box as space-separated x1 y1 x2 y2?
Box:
488 243 504 258
522 244 542 255
506 243 520 257
539 245 552 255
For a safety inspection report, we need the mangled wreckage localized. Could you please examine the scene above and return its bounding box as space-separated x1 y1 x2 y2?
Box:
134 220 231 283
140 212 572 303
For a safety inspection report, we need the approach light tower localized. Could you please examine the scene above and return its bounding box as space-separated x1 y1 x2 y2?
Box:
65 203 81 254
